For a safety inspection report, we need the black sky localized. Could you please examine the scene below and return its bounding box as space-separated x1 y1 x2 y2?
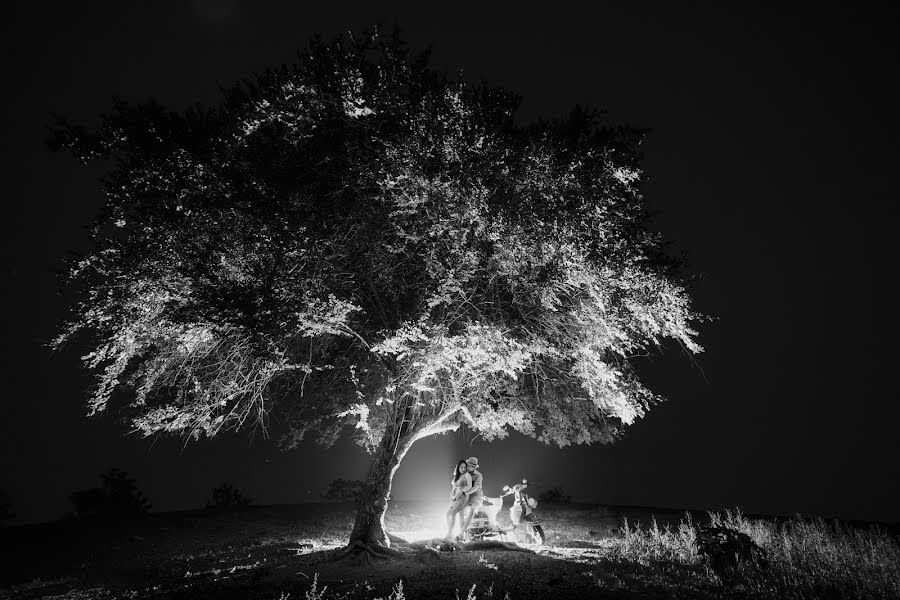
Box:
2 2 897 526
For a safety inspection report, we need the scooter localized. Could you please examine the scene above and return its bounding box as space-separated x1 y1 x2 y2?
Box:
466 478 545 545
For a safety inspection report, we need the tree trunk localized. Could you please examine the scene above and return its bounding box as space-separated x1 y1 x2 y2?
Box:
348 410 421 548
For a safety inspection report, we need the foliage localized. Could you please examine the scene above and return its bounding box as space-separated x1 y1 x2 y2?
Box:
49 27 703 456
321 478 366 503
537 486 571 505
206 482 253 509
68 468 152 518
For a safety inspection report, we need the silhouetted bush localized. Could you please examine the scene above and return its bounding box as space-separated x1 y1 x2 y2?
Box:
206 482 252 509
696 524 768 585
322 478 365 503
69 468 151 518
0 489 14 522
538 486 571 505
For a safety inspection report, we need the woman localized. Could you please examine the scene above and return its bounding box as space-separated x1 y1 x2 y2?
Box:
445 459 472 540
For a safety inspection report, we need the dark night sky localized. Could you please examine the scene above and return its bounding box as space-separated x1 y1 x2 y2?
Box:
2 2 898 526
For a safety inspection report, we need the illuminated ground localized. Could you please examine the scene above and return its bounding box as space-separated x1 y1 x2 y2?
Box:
0 502 789 599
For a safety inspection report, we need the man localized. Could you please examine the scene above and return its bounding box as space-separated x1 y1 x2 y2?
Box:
459 456 483 540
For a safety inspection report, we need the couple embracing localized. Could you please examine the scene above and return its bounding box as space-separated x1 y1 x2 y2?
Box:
445 456 483 541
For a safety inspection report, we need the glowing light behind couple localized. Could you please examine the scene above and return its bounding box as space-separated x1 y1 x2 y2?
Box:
385 436 492 542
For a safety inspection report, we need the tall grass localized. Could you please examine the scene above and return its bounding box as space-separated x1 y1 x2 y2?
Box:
617 513 698 564
614 508 900 599
710 508 900 598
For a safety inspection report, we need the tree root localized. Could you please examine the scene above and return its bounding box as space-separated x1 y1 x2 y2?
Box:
460 540 535 553
408 538 461 553
331 537 532 564
406 537 532 554
413 546 443 562
386 532 410 545
332 540 406 564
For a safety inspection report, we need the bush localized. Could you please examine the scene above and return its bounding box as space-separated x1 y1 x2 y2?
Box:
537 486 571 505
321 478 365 503
696 524 767 584
0 489 14 522
206 482 252 509
69 468 151 518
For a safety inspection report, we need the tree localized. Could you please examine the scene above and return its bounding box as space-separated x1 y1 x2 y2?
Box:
322 478 366 503
206 482 253 509
68 468 152 518
49 27 702 557
538 486 572 505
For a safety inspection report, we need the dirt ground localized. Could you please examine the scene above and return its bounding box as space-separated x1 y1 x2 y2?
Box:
0 503 726 599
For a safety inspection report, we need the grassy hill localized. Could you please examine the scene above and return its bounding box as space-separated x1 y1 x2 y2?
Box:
1 502 897 599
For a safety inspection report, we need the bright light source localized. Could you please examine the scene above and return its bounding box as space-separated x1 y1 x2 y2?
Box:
391 501 452 542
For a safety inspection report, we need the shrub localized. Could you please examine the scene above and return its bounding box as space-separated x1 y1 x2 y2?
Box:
206 482 252 509
69 468 151 518
696 524 768 584
321 478 365 503
0 489 14 522
537 486 571 505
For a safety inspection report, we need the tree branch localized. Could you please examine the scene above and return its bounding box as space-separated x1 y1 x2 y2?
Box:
416 405 463 439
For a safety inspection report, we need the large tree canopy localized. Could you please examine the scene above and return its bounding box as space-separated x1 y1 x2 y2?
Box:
51 28 702 550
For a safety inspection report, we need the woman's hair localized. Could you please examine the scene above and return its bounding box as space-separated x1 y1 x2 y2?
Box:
452 460 468 482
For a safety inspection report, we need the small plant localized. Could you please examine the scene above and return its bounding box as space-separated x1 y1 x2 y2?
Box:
537 486 571 505
456 583 478 600
69 468 151 518
305 573 327 600
206 482 252 509
478 553 499 571
321 478 365 503
385 580 405 600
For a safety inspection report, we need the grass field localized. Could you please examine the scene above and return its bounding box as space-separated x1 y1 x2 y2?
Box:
1 502 897 599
